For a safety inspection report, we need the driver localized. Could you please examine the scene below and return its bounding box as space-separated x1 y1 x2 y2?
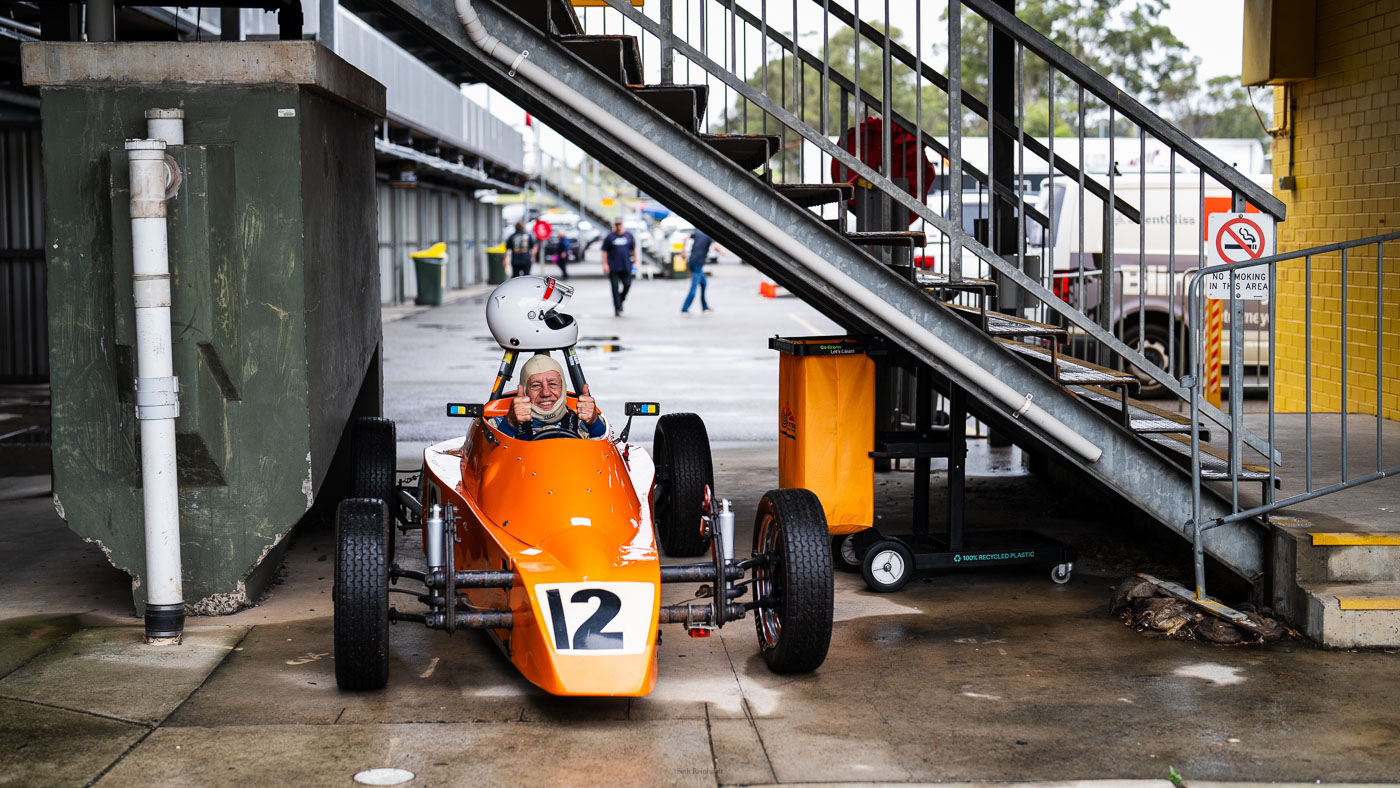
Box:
495 353 605 440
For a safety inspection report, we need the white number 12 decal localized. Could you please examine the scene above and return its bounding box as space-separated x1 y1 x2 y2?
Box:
535 582 654 655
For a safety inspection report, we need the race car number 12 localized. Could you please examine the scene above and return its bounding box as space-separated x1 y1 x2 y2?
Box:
536 581 654 654
545 588 621 650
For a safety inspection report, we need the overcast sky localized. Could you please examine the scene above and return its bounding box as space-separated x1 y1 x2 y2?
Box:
469 0 1249 170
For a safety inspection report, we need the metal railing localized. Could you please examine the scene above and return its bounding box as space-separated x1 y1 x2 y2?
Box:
578 0 1282 460
1184 230 1400 601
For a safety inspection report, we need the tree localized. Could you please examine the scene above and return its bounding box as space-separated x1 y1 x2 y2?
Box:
1175 75 1272 141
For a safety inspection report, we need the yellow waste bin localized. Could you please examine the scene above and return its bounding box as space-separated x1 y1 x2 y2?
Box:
410 242 449 305
770 336 874 535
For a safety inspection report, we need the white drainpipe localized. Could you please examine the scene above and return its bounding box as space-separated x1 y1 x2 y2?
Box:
453 1 1102 463
127 122 184 644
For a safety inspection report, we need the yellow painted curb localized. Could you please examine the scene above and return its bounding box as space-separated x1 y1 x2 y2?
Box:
1309 532 1400 547
1338 597 1400 611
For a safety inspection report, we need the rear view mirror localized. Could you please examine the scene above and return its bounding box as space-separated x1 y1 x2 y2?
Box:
625 402 661 416
447 403 484 418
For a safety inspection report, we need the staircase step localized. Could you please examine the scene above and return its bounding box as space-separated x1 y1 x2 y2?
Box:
773 182 854 207
518 0 582 35
701 133 780 170
1310 531 1400 546
844 230 927 247
557 35 642 84
1274 520 1400 585
630 84 708 132
912 270 998 296
1137 430 1274 483
997 338 1140 391
1298 581 1400 647
1070 385 1209 438
943 302 1067 340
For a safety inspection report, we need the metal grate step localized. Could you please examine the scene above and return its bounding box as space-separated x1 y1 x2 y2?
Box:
773 182 854 207
629 84 708 132
700 133 780 170
942 301 1066 340
912 269 998 296
844 230 927 247
557 35 642 84
1140 431 1274 483
997 338 1139 390
1070 385 1210 439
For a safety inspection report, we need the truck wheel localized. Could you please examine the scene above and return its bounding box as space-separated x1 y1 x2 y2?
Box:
752 489 834 673
1124 322 1177 399
651 413 714 557
334 498 390 691
861 539 914 593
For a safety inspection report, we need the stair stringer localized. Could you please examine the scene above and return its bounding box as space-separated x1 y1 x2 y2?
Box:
351 0 1268 585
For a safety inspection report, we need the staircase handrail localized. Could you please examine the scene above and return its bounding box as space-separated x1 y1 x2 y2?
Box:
598 0 1277 461
799 0 1141 223
962 0 1284 221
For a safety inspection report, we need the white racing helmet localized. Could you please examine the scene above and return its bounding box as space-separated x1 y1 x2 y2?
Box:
485 276 578 350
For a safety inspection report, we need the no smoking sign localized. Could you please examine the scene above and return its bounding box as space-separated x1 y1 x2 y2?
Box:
1205 213 1274 300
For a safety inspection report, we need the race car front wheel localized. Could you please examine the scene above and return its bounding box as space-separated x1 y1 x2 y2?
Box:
334 498 391 691
752 489 834 674
651 413 714 558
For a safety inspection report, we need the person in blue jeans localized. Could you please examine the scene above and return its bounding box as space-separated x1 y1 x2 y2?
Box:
681 229 718 313
601 219 637 316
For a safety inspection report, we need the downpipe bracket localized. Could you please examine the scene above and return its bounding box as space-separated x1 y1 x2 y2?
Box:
134 376 180 420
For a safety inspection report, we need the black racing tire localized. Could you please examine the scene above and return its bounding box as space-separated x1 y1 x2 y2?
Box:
334 498 391 691
752 489 834 674
861 539 914 593
352 417 396 566
1123 321 1178 400
352 417 396 504
651 413 714 558
832 529 881 573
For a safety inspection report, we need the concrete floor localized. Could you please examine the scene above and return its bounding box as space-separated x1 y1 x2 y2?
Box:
2 262 1398 786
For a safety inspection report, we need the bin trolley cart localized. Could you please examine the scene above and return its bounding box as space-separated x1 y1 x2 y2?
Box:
771 335 1076 593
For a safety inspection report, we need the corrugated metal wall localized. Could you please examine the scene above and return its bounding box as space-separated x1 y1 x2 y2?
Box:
378 179 499 305
0 125 47 382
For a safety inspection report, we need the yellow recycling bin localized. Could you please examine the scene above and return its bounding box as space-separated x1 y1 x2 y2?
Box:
771 336 874 535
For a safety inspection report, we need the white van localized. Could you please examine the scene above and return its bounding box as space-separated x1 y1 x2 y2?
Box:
1032 168 1274 396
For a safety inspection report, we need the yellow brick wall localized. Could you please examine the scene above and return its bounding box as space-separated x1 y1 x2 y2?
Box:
1271 0 1400 418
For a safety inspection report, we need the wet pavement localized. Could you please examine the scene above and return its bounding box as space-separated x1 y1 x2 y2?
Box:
2 262 1398 786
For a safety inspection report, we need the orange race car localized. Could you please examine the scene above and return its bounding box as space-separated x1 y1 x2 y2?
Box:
333 276 834 696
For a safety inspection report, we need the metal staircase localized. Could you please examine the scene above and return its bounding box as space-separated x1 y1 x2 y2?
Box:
343 0 1284 594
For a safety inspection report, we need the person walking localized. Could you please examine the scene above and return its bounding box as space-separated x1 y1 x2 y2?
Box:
681 228 718 313
506 221 538 278
601 219 637 316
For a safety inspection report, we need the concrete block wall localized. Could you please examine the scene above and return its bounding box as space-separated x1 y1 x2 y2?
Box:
1271 0 1400 418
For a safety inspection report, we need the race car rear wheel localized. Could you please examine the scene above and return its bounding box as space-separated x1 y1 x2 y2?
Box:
352 417 396 565
352 417 396 504
651 413 714 558
752 489 834 674
334 498 391 691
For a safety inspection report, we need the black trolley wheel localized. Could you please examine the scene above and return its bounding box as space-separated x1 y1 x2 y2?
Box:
334 498 391 690
861 539 915 593
832 529 880 573
752 489 834 674
651 413 714 558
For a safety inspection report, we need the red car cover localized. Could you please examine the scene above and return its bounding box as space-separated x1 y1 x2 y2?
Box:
829 116 936 226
